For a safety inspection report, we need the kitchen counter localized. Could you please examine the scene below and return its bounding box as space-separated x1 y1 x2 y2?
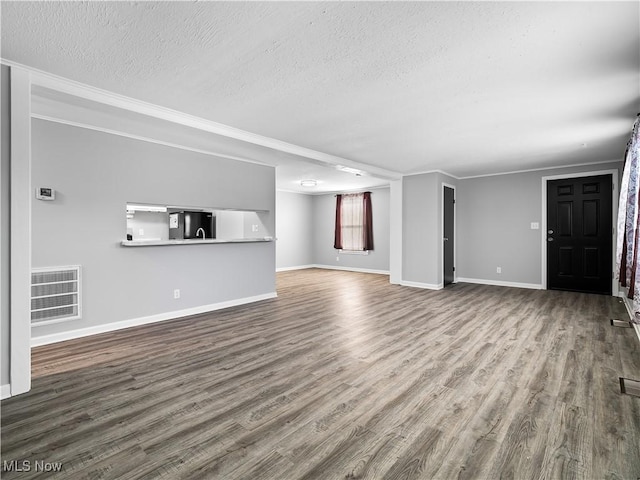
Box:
121 237 273 247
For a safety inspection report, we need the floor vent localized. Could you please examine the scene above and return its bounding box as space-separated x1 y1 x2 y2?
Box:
610 319 633 328
31 266 81 326
619 377 640 397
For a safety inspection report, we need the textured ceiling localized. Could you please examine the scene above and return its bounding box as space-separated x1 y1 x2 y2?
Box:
2 1 639 190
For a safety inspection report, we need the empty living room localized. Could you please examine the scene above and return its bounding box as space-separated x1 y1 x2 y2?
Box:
1 2 639 479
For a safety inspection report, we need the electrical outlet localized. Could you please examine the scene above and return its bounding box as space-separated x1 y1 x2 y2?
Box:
252 224 259 232
173 289 180 299
336 256 340 261
138 228 144 236
496 267 502 274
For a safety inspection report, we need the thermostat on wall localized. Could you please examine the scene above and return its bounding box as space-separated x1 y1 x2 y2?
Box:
35 187 55 201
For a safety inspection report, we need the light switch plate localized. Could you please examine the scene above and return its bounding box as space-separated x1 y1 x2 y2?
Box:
35 187 55 201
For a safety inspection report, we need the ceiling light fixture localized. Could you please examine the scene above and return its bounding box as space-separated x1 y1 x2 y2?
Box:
300 179 317 187
336 165 365 176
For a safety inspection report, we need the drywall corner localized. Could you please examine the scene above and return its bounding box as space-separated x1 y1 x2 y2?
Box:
1 64 11 388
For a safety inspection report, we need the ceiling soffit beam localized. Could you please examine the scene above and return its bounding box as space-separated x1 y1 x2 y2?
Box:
2 59 401 181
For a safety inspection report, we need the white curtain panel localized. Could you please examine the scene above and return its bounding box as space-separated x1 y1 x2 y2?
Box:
341 193 364 251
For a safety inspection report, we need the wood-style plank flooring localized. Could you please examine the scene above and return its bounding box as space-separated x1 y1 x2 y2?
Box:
2 269 640 479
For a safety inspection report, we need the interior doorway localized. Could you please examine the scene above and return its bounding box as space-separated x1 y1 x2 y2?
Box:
443 184 456 287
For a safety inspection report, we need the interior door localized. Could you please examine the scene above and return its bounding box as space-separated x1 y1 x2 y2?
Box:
443 186 455 286
547 174 612 295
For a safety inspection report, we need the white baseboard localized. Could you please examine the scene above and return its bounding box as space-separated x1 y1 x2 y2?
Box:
276 264 315 272
400 280 443 290
1 383 11 400
276 264 390 276
618 294 640 342
457 277 543 290
620 293 633 317
313 264 390 275
31 292 278 347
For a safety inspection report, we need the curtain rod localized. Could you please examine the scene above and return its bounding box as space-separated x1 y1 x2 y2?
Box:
334 191 372 197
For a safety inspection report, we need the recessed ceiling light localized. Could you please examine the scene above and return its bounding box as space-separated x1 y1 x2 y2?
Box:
336 165 364 176
300 179 317 187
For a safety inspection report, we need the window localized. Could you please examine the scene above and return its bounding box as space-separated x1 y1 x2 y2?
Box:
334 192 374 251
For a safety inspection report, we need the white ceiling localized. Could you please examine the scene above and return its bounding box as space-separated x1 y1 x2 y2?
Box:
2 1 639 192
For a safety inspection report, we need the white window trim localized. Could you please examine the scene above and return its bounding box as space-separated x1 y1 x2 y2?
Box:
337 249 370 255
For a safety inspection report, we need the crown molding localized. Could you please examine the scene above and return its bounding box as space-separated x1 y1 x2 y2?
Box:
404 160 622 182
32 113 274 168
1 59 401 181
458 159 622 180
4 60 617 183
276 187 316 196
403 169 461 180
276 183 391 196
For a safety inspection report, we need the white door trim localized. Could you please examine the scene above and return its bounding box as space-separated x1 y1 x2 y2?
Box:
541 169 619 295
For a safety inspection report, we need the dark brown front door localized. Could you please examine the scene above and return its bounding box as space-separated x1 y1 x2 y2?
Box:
547 174 612 295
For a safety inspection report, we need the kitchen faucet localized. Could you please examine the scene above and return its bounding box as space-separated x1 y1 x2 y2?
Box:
195 228 206 239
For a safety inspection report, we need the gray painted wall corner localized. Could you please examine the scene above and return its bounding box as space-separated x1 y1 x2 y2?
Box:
402 172 455 286
275 191 315 270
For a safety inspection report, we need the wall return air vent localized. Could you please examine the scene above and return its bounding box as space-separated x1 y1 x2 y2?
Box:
31 266 82 326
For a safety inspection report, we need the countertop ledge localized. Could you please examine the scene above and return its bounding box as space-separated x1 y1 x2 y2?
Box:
121 238 273 247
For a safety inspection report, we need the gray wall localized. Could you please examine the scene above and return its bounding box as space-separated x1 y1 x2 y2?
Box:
1 65 10 386
402 172 457 286
31 119 276 339
457 161 623 285
313 188 390 272
275 191 314 270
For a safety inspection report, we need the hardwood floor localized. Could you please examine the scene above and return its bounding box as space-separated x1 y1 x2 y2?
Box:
2 268 639 479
